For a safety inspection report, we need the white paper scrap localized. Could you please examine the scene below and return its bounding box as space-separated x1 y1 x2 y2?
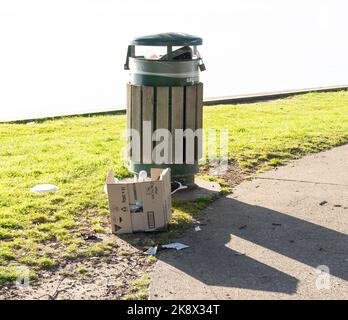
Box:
143 246 157 255
194 226 201 232
30 184 59 193
162 243 189 251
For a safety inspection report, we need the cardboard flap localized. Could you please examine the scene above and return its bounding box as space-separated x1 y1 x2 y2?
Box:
106 169 115 184
151 168 171 181
150 168 164 181
159 168 170 181
160 168 172 224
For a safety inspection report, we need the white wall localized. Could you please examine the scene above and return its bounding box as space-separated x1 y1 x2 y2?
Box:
0 0 347 121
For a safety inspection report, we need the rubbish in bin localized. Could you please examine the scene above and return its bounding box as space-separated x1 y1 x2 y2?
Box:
30 184 58 193
159 46 192 61
143 246 157 255
145 53 160 60
162 242 189 251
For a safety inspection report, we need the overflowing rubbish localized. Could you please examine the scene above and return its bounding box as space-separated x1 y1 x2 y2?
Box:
30 184 58 193
143 246 158 255
160 46 193 61
162 242 189 251
145 46 194 61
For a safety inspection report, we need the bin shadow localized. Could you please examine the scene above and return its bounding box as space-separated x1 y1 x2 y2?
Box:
156 196 348 294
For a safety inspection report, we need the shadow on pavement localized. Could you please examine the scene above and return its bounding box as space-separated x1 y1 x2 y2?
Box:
157 196 348 294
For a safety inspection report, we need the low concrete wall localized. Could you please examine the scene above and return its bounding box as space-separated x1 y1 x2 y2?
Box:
203 85 348 106
7 85 348 124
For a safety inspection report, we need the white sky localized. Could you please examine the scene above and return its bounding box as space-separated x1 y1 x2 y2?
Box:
0 0 347 121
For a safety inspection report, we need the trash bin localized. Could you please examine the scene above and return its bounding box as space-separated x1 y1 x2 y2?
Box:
124 32 206 186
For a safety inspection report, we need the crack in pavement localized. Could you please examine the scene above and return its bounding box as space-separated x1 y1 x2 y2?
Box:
255 177 348 187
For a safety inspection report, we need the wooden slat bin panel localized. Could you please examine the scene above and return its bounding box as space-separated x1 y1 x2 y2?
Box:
127 83 203 165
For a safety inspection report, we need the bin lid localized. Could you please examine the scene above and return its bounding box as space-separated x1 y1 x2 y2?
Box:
130 32 202 46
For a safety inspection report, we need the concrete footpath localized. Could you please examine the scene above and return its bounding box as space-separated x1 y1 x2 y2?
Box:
149 145 348 299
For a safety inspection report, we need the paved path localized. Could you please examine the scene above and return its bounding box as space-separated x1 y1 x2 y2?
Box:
149 145 348 299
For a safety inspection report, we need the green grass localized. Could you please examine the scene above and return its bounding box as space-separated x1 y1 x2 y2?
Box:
1 91 348 285
124 273 151 300
203 91 348 170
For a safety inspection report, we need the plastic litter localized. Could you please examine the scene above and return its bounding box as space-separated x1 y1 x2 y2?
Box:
162 242 189 251
138 170 148 182
133 170 150 183
171 181 188 195
194 226 201 232
30 184 58 193
80 230 102 241
143 246 157 255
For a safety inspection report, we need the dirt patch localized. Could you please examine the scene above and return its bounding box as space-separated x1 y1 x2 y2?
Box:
219 162 249 188
0 234 154 300
200 160 250 189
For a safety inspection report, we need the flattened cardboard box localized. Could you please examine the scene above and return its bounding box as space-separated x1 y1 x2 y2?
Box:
106 168 172 234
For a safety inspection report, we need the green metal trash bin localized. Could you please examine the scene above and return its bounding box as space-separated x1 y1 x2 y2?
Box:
125 32 206 186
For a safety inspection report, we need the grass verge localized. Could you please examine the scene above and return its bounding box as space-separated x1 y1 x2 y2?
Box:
1 91 348 286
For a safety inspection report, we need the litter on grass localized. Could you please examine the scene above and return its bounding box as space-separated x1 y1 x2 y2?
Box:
30 184 59 193
143 246 158 255
171 181 188 195
162 243 189 251
80 230 102 241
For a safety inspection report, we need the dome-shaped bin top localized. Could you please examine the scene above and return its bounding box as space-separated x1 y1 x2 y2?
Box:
130 32 203 46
